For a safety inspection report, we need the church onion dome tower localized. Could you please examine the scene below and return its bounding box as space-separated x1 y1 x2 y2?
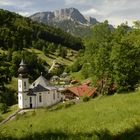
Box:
18 59 28 78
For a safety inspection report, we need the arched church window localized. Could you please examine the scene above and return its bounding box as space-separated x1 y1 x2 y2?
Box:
30 97 32 103
24 82 26 89
39 93 42 102
57 93 59 98
53 92 55 100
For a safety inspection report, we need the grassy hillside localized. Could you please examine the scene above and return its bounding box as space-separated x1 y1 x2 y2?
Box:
1 92 140 139
26 48 77 66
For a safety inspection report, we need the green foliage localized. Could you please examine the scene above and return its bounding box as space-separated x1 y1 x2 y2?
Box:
82 96 90 102
0 103 8 114
63 101 75 108
82 21 140 94
133 20 140 29
81 63 91 79
56 45 67 58
0 115 3 122
50 65 64 76
50 101 75 111
71 59 82 72
0 88 17 106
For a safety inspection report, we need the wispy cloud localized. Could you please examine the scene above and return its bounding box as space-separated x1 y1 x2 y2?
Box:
82 8 105 17
65 0 92 5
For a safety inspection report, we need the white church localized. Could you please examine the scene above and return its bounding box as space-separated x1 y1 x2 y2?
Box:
18 60 63 109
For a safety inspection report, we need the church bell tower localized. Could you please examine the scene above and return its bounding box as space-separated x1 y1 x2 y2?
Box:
18 59 29 109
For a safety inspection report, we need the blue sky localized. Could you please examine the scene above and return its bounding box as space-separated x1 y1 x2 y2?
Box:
0 0 140 26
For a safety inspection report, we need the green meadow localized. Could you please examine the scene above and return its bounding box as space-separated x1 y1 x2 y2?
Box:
1 92 140 140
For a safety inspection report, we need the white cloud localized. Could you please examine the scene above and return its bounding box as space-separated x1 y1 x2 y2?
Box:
0 0 16 6
65 0 92 5
17 11 30 16
107 16 134 27
82 8 98 15
0 0 32 7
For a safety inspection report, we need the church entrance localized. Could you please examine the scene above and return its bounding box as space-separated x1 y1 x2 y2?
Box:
29 97 32 108
30 103 32 108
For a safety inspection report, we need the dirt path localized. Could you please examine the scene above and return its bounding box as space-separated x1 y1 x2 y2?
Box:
0 109 22 126
0 109 37 126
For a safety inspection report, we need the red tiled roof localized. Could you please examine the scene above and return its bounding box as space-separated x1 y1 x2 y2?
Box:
66 85 96 97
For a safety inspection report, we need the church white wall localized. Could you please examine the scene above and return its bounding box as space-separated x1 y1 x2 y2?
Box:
18 93 23 108
18 92 30 109
18 78 29 92
18 77 30 109
34 90 63 108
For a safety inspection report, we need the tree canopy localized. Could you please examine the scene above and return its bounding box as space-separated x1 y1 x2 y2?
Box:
81 21 140 94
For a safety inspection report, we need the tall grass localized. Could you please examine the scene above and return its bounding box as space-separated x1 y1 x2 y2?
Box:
1 92 140 139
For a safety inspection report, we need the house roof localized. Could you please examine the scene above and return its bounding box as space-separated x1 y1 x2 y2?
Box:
31 84 49 92
27 89 36 96
30 75 57 92
30 75 50 89
64 84 96 97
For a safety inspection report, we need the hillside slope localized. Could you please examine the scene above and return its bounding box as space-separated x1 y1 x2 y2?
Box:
1 92 140 139
0 9 83 81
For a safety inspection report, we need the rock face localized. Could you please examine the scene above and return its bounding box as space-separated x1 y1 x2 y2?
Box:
30 8 99 37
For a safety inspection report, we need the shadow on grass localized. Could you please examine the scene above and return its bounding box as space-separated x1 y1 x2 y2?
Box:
1 125 140 140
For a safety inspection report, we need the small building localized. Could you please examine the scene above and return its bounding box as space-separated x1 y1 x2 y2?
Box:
62 84 96 100
18 60 63 109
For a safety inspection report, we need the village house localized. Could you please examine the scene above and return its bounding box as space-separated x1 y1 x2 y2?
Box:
62 84 96 100
18 60 63 109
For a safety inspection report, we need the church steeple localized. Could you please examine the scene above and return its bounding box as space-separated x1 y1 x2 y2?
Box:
18 59 28 78
18 59 29 109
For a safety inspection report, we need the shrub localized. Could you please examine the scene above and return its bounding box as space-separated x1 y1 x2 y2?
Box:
49 101 75 111
0 103 9 114
63 101 75 108
49 104 63 111
0 115 3 122
82 96 90 102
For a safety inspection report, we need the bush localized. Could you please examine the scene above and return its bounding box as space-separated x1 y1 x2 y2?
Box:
0 115 3 122
71 60 82 72
0 103 9 114
63 101 75 108
82 96 90 102
49 101 75 111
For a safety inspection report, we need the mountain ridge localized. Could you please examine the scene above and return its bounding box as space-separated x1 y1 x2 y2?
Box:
30 7 99 26
30 7 99 37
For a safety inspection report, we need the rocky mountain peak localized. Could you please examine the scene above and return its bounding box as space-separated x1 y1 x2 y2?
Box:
54 7 87 24
29 7 100 37
30 7 96 25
